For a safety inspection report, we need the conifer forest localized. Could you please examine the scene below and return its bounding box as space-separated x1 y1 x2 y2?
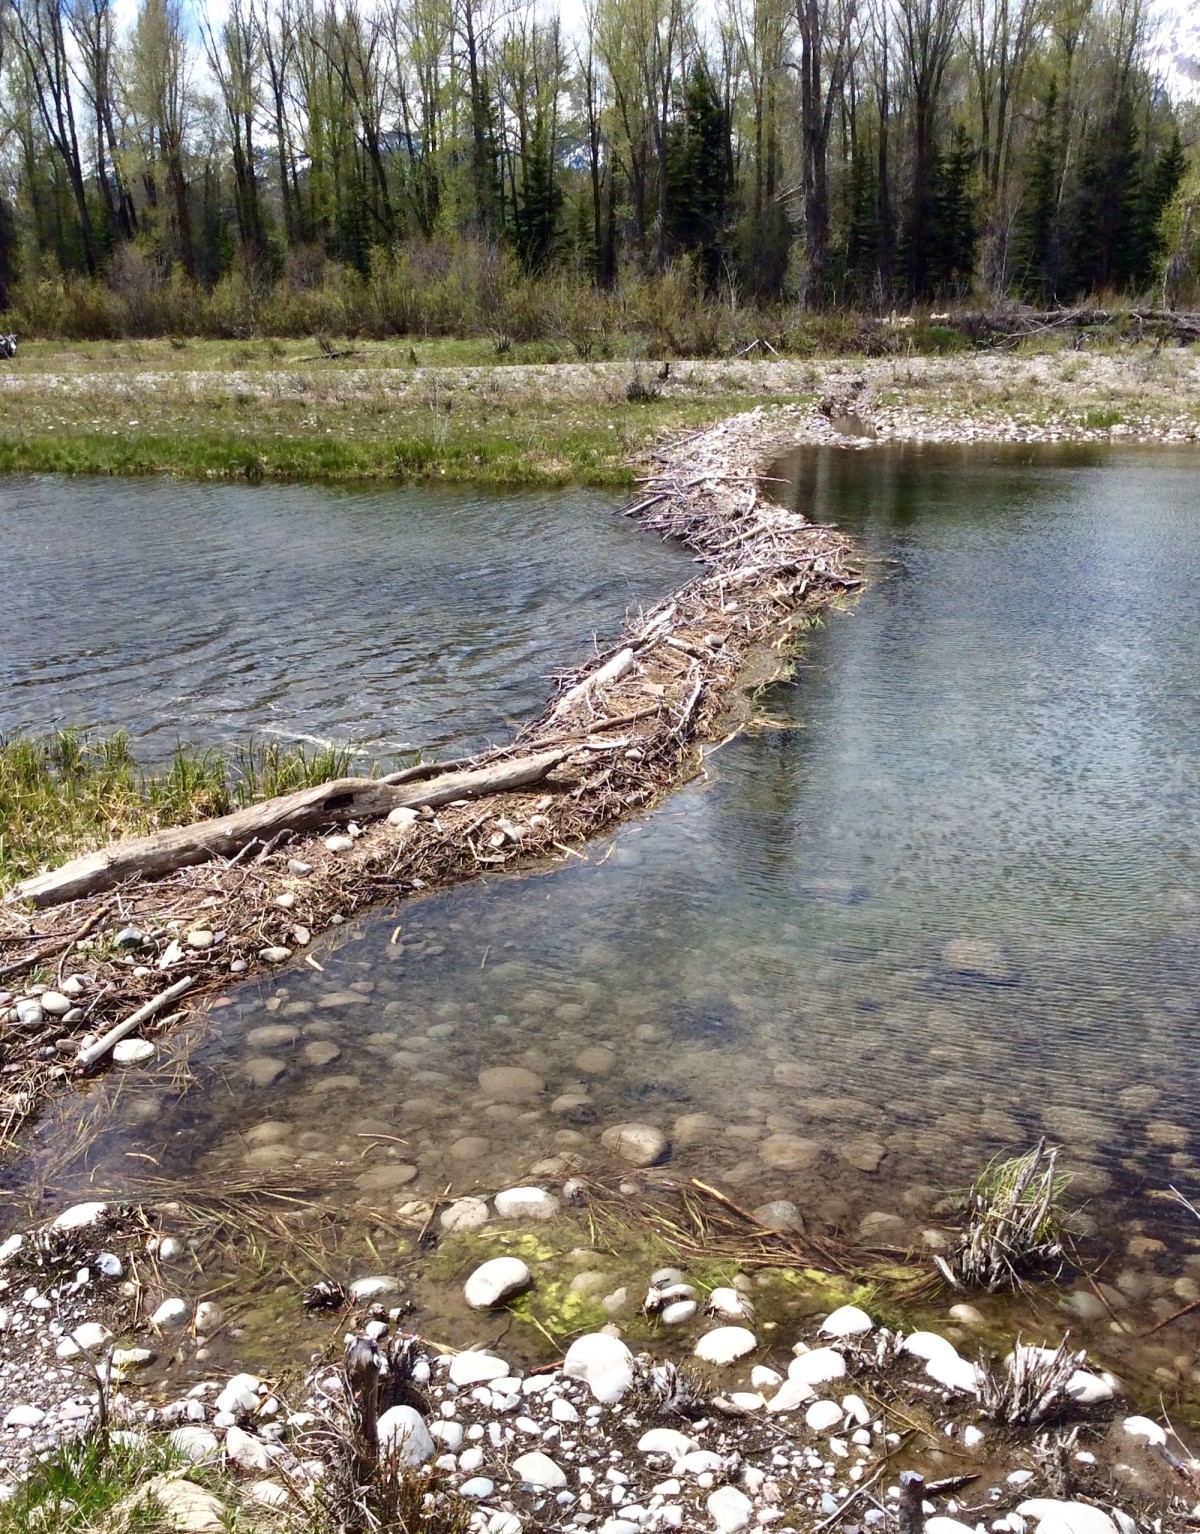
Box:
0 0 1197 337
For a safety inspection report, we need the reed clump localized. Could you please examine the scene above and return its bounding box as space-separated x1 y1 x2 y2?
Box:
0 729 361 890
940 1139 1072 1292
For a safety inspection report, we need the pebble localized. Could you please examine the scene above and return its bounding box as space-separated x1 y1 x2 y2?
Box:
512 1451 567 1489
601 1122 670 1166
1017 1501 1120 1534
151 1298 189 1329
169 1426 219 1461
787 1348 846 1386
694 1326 757 1364
820 1304 873 1338
441 1198 491 1232
707 1485 753 1533
1122 1415 1167 1446
638 1428 698 1458
707 1287 751 1319
186 930 215 950
477 1066 545 1102
56 1321 112 1358
242 1056 287 1087
494 1186 560 1221
805 1400 843 1432
766 1378 816 1414
226 1423 272 1471
461 1477 495 1498
464 1257 532 1309
112 1038 156 1064
376 1405 435 1465
449 1352 510 1386
349 1276 403 1302
564 1332 635 1402
39 991 72 1016
324 834 354 852
259 947 291 964
752 1200 805 1233
661 1300 698 1325
214 1374 261 1415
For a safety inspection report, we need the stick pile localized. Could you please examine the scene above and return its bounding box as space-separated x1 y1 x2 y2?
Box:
0 407 861 1144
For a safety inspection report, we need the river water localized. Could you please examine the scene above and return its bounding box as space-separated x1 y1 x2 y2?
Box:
0 475 690 761
7 444 1200 1390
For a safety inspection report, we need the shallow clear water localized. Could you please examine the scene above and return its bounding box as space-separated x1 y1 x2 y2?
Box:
9 444 1200 1383
0 475 689 761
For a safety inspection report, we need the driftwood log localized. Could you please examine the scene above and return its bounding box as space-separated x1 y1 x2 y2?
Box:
8 750 566 908
900 307 1200 346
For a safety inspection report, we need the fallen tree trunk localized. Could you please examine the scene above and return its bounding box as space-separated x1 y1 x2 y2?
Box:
8 750 566 909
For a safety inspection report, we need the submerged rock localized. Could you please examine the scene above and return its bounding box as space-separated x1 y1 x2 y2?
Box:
493 1186 560 1221
600 1122 670 1166
477 1066 545 1102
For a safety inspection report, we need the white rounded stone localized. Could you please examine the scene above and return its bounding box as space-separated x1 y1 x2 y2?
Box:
376 1405 434 1465
1016 1501 1120 1534
441 1197 490 1232
169 1426 219 1461
56 1321 112 1358
349 1276 403 1303
820 1304 873 1338
493 1187 560 1221
563 1332 635 1402
637 1428 698 1458
225 1424 271 1472
1122 1415 1166 1446
707 1485 753 1533
52 1201 108 1232
805 1399 843 1432
787 1347 846 1386
660 1300 698 1325
766 1378 817 1414
707 1286 751 1318
512 1451 567 1489
925 1351 982 1395
901 1330 958 1362
694 1326 756 1364
113 1039 155 1065
215 1374 262 1416
463 1256 532 1310
151 1297 190 1330
449 1352 510 1386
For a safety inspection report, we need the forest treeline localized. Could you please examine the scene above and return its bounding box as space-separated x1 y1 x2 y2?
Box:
0 0 1198 340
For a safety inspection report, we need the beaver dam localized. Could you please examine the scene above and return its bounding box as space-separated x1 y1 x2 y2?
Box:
5 424 1200 1407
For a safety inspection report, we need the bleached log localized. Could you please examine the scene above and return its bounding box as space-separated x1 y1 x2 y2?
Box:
549 647 636 720
8 750 566 909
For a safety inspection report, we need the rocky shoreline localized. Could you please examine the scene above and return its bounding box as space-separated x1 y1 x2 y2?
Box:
0 1194 1195 1533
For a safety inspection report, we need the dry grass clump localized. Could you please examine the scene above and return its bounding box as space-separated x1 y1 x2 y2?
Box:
939 1140 1072 1292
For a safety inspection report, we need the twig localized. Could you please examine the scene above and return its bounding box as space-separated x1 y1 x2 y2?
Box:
75 974 196 1070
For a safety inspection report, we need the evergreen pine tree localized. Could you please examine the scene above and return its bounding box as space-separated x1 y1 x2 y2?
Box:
515 116 562 273
1061 94 1140 297
926 127 979 296
666 58 731 287
1014 79 1061 301
842 142 881 303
